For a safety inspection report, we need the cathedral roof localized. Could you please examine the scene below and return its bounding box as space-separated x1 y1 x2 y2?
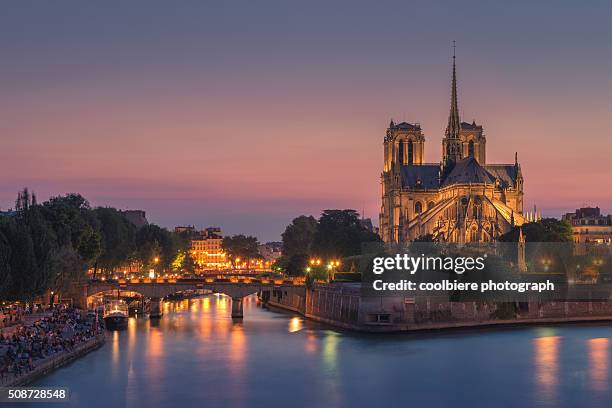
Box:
484 164 519 189
393 122 421 130
399 160 519 190
400 164 439 189
441 157 496 187
460 121 482 130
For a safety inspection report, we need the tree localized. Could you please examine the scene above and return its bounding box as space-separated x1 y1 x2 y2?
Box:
94 207 136 275
135 224 177 271
311 209 381 258
0 218 40 300
222 235 261 269
0 229 12 299
41 194 102 266
500 218 573 242
171 250 196 273
281 216 317 258
51 245 86 293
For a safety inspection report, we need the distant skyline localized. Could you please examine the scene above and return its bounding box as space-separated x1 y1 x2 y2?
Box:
1 1 611 241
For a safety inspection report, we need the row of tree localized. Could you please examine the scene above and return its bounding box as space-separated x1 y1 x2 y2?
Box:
0 189 192 301
277 209 381 275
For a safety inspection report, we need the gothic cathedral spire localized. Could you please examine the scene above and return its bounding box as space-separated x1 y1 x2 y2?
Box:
446 41 460 139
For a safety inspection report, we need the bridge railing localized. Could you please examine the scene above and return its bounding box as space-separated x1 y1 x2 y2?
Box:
95 276 305 286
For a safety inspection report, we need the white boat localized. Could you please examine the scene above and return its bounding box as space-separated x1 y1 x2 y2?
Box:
103 300 128 329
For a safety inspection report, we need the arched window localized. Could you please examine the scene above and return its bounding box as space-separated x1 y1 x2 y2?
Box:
415 201 423 214
470 228 479 242
398 140 405 164
407 141 414 165
427 201 435 210
468 140 475 158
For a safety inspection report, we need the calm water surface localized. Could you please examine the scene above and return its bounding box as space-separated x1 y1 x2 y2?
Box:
24 294 612 407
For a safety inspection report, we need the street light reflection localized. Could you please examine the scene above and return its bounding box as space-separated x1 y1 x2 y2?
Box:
288 316 303 333
534 335 560 404
588 338 609 391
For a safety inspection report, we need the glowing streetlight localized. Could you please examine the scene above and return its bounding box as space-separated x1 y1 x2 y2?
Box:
541 258 552 271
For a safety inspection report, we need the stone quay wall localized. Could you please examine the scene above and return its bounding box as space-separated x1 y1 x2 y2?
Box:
265 283 612 332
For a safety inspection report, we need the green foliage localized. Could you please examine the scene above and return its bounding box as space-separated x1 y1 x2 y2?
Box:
278 209 382 276
0 217 41 300
285 254 309 276
0 188 188 301
171 250 195 273
305 265 330 287
0 230 12 295
41 194 102 265
94 207 136 273
281 216 317 258
134 224 177 270
500 218 573 242
311 209 381 258
222 234 261 268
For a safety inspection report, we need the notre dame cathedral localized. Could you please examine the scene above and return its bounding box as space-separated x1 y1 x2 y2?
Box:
379 53 528 243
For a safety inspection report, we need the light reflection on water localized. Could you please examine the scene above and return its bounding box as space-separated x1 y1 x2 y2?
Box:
589 338 609 391
534 335 560 405
29 295 612 408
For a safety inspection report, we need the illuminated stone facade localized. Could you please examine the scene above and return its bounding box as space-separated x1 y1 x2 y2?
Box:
176 226 228 270
379 55 525 243
563 207 612 244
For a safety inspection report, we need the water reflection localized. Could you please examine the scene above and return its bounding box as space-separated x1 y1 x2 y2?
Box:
534 335 560 405
289 317 303 333
305 331 318 354
589 338 609 391
32 296 612 408
111 330 120 375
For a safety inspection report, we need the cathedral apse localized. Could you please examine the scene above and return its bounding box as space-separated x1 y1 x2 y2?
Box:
379 50 532 244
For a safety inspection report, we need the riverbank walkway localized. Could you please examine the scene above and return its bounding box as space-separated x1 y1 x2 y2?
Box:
0 307 105 386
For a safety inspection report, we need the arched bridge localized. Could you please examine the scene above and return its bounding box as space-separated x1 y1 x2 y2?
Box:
84 276 305 319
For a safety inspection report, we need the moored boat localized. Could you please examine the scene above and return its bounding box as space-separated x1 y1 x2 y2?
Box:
103 300 128 330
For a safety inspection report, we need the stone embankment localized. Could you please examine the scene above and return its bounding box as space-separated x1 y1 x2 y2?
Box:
264 283 612 332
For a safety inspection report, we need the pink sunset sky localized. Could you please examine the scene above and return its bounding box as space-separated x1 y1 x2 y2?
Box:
1 1 611 241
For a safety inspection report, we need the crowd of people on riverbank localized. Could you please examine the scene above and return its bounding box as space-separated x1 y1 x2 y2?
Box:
0 305 25 329
0 306 102 381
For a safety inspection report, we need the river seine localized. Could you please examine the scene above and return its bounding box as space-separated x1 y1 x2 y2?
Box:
26 295 612 407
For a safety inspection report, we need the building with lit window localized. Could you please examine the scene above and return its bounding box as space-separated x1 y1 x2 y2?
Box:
175 226 228 271
562 207 612 244
258 242 282 264
192 227 227 271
